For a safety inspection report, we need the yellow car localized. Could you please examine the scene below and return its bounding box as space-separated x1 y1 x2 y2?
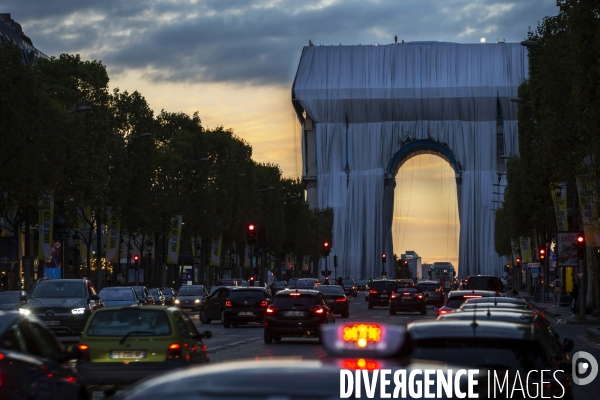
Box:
77 306 211 394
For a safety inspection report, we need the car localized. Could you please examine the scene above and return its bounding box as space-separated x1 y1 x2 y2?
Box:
0 290 27 310
312 285 349 317
161 287 177 305
0 310 88 399
341 278 358 297
294 278 319 289
76 306 211 395
23 278 104 338
222 287 272 328
367 279 398 309
112 322 489 400
436 289 499 316
199 286 237 324
416 280 444 307
269 280 287 296
465 275 503 293
396 279 415 287
175 285 208 312
286 278 299 289
389 286 427 315
355 279 368 291
406 319 574 399
98 287 139 307
148 288 166 305
131 286 155 305
263 289 335 343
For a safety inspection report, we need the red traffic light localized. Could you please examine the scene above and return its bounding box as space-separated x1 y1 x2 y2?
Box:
248 224 255 232
133 255 139 262
247 223 257 244
539 247 546 259
250 276 254 281
324 242 329 249
577 233 585 244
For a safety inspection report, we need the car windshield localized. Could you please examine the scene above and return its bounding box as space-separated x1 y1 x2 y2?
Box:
178 287 204 296
99 289 135 301
370 281 398 291
272 281 286 288
0 292 21 303
230 290 266 302
412 338 549 373
313 286 344 295
397 288 419 293
86 309 172 336
31 282 85 298
273 294 316 308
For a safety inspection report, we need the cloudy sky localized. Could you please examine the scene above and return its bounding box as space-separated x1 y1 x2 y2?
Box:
6 0 558 268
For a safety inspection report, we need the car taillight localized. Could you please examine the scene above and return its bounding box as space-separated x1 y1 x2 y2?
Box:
311 306 325 314
437 309 450 316
390 293 397 299
167 343 182 359
225 299 232 307
266 306 277 314
335 298 347 303
369 290 378 294
260 300 268 307
414 294 424 299
78 344 90 361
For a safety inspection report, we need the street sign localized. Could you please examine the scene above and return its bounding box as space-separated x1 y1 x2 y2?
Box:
281 265 286 272
551 254 557 262
530 266 539 277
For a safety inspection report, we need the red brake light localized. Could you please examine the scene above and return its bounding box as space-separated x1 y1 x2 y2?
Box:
167 343 182 359
369 289 378 294
402 292 411 297
225 299 232 307
266 306 276 313
415 294 424 299
342 359 381 371
390 293 397 299
78 344 90 361
260 300 268 307
290 292 301 296
335 298 347 303
463 295 482 299
437 309 450 316
310 306 325 314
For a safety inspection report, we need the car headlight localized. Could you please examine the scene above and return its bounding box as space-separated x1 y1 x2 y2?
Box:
174 299 180 304
195 299 200 303
19 308 30 315
71 308 86 315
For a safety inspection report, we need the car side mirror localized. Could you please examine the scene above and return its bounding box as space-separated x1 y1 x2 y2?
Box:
90 294 100 301
562 338 574 353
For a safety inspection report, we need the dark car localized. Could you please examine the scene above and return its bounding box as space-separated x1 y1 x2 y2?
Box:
407 319 574 399
416 280 444 306
148 288 166 305
0 310 87 399
355 279 368 291
465 275 503 293
389 286 426 315
286 278 299 289
341 279 357 297
294 278 319 289
0 290 27 310
175 285 208 312
23 278 104 338
131 286 155 305
269 281 287 296
396 279 415 287
436 289 499 316
263 289 335 343
313 285 349 317
367 279 399 309
222 287 272 327
161 287 177 305
98 287 138 307
199 286 236 324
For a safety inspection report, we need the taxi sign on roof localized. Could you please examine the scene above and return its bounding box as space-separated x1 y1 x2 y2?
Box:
320 323 406 358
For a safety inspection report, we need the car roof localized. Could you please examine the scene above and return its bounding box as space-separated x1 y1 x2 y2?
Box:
276 289 319 295
408 319 535 341
447 290 498 298
438 309 541 323
463 297 528 304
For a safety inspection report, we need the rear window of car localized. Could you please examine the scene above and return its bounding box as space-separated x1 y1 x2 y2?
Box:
230 290 266 301
295 280 316 289
273 294 316 308
99 289 135 301
149 288 160 296
313 286 344 295
162 288 173 295
446 297 469 308
397 287 419 293
417 284 440 292
86 309 172 336
178 286 205 296
342 280 355 287
370 281 398 291
31 282 85 298
272 281 286 288
466 276 501 291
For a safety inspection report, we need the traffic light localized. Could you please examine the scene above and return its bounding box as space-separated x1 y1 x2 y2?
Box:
247 224 257 245
250 275 255 286
539 247 546 261
505 264 510 272
577 232 585 257
428 268 432 279
323 241 331 256
403 260 409 268
382 254 387 264
516 257 521 269
133 255 140 266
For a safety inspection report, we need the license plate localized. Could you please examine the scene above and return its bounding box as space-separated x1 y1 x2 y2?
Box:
111 351 146 359
45 321 59 325
284 311 304 317
238 311 254 316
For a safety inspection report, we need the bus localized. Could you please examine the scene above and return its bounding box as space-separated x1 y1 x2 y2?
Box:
429 262 456 291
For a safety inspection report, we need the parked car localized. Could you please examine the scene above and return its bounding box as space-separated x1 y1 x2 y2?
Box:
0 290 27 310
77 306 211 396
0 310 87 399
23 278 104 338
98 287 138 307
161 287 177 305
175 285 208 312
149 287 166 306
222 287 272 327
131 286 155 305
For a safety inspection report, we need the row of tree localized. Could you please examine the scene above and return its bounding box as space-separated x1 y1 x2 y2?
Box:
0 40 333 289
494 0 600 307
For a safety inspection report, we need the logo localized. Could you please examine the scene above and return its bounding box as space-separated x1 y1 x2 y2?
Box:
45 310 55 319
573 351 598 385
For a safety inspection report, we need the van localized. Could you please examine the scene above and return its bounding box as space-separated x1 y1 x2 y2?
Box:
465 275 502 292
